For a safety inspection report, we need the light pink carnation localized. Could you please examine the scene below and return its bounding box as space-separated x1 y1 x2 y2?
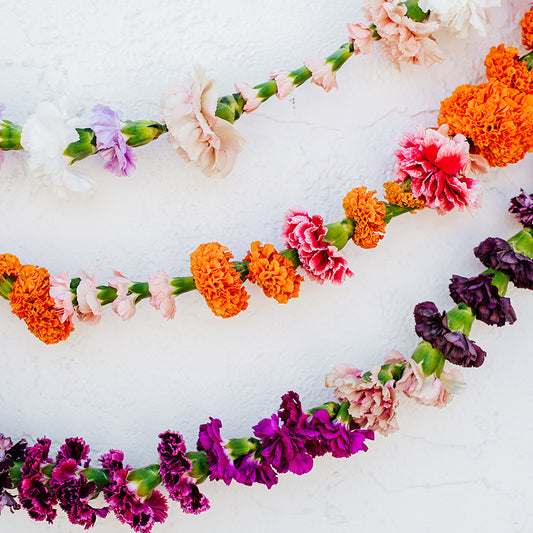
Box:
76 269 102 325
282 208 353 285
326 363 399 435
395 124 485 214
304 58 338 92
347 23 375 55
234 82 263 113
362 0 443 67
108 270 136 321
49 272 76 325
269 70 295 100
148 271 176 319
160 66 245 178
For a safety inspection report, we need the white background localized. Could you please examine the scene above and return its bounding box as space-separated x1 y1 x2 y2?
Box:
1 1 532 532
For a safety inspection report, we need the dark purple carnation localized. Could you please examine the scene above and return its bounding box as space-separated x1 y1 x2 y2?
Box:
157 431 209 515
474 237 533 290
234 454 278 489
0 435 26 513
278 391 318 440
449 273 516 327
509 189 533 227
414 302 486 368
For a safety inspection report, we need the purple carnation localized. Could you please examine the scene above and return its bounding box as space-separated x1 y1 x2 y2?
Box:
509 189 533 228
474 237 533 290
449 273 516 327
0 434 26 513
91 104 137 177
414 302 486 368
157 431 209 515
234 453 278 489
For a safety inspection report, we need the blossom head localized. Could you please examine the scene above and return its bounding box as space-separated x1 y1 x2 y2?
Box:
76 269 102 324
347 23 375 55
304 58 338 92
108 270 136 320
148 271 176 320
49 272 76 325
509 189 533 228
269 70 295 100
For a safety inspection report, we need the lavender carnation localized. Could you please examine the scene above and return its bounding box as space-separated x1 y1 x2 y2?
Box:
509 189 533 228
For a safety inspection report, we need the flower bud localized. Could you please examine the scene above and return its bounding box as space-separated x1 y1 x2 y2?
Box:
215 93 246 124
63 128 98 164
226 437 260 460
121 120 167 147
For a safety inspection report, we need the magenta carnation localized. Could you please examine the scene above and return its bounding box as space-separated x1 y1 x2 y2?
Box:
282 208 353 284
395 125 485 214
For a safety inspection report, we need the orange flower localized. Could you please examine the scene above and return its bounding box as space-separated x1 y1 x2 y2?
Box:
9 264 73 344
190 242 249 318
0 253 22 279
521 8 533 50
484 44 533 94
244 241 303 304
438 81 533 167
383 181 425 210
343 187 386 249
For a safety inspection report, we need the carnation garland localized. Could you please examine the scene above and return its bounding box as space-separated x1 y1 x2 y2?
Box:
1 189 531 531
0 0 501 193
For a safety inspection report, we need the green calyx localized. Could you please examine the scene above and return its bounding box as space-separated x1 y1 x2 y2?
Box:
121 120 168 147
378 361 405 384
81 467 110 494
170 276 197 296
126 464 162 498
288 65 312 87
519 50 533 70
96 286 118 306
324 218 356 251
412 341 445 378
446 302 475 336
279 248 300 268
0 275 15 300
308 401 340 419
10 461 23 487
215 93 246 124
508 227 533 259
0 120 23 151
226 437 260 460
399 0 430 22
185 451 210 484
253 80 278 101
63 128 98 164
325 42 354 72
485 268 510 297
129 282 151 303
383 203 417 224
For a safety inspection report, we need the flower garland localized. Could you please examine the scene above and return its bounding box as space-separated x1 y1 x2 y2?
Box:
1 5 532 345
0 1 500 194
1 189 531 531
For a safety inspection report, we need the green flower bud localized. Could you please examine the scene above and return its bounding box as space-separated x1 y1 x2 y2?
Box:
446 302 475 336
63 128 98 164
121 120 167 148
0 120 23 151
126 464 161 498
412 341 445 377
216 93 246 124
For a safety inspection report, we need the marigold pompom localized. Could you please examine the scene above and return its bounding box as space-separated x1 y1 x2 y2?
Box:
244 241 303 304
484 44 533 94
9 264 73 344
342 187 386 249
438 81 533 167
383 181 425 210
0 253 22 279
190 242 249 318
521 8 533 49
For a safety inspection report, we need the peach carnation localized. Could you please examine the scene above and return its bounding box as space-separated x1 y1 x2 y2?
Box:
160 66 245 178
244 241 303 304
439 80 533 167
521 8 533 49
484 44 533 94
383 181 425 210
304 58 338 92
343 187 387 249
190 242 249 318
76 270 102 325
0 253 22 279
269 70 295 100
347 23 375 55
49 272 76 325
108 270 136 321
148 270 177 320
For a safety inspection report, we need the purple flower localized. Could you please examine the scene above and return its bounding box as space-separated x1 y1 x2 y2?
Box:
449 273 516 327
509 189 533 228
414 302 486 368
474 237 533 290
234 454 278 489
91 104 136 177
0 434 26 514
157 431 209 515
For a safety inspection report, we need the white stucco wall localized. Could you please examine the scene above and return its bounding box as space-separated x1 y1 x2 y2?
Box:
1 1 532 532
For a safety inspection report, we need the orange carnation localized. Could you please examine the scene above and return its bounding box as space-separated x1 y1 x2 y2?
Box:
0 253 22 279
343 187 386 249
521 8 533 49
484 44 533 94
190 242 249 318
244 241 303 304
383 181 425 210
9 264 73 344
438 81 533 167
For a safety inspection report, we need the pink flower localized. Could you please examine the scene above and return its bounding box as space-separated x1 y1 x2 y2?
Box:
282 208 353 284
148 271 176 319
395 124 485 214
269 70 295 100
108 270 136 321
76 270 102 325
326 363 399 435
347 23 375 55
362 0 443 67
160 66 245 178
304 58 338 92
49 272 76 325
234 82 263 113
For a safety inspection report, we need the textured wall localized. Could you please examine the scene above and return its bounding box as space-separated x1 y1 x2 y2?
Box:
1 1 532 532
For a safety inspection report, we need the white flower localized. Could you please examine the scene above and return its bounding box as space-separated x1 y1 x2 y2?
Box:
419 0 501 37
21 102 93 197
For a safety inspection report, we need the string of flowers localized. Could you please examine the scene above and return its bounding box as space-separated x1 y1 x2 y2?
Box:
1 189 530 532
0 1 500 194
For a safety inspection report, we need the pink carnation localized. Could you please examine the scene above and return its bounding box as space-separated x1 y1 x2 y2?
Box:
234 82 263 113
282 208 353 284
347 23 375 55
49 272 76 325
325 363 399 435
76 270 102 325
362 0 443 67
395 124 485 214
304 58 338 92
148 271 176 320
269 70 295 100
108 270 136 321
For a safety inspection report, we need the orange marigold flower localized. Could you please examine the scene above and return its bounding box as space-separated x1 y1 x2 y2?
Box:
383 181 425 210
521 8 533 50
9 264 73 344
484 44 533 94
343 187 387 249
438 81 533 167
244 241 303 304
190 242 249 318
0 253 22 279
